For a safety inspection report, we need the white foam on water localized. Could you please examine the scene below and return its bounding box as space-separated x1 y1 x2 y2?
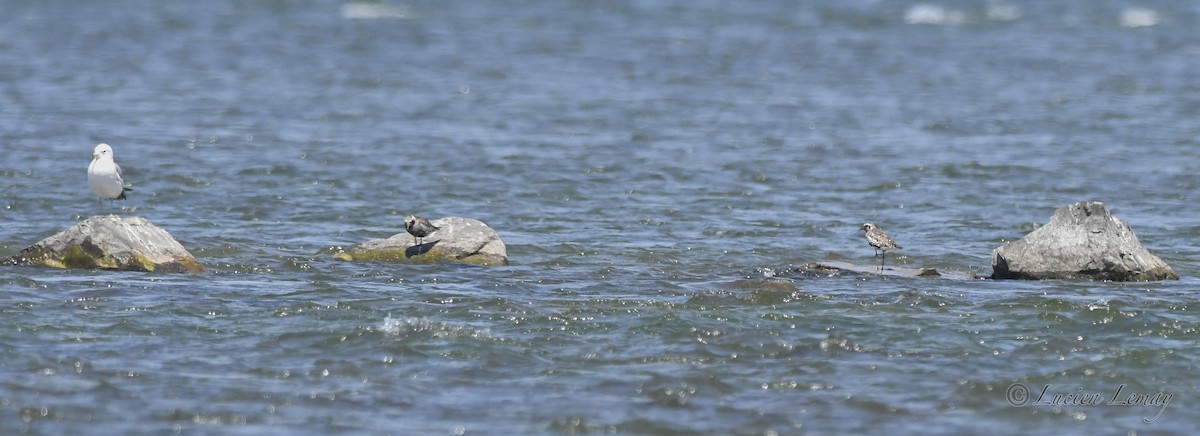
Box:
905 3 969 26
340 3 412 20
1119 8 1159 28
380 314 493 339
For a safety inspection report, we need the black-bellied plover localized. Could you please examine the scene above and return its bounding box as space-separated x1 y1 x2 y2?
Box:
88 143 132 206
862 222 901 271
404 215 440 246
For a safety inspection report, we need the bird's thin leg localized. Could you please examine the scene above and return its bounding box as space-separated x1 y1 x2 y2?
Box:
880 252 887 271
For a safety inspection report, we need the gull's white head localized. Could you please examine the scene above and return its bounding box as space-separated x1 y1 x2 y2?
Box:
92 143 114 161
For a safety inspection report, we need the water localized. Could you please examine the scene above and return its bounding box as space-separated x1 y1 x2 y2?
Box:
1 1 1198 433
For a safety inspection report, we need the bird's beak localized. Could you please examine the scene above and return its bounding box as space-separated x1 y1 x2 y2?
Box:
91 153 98 159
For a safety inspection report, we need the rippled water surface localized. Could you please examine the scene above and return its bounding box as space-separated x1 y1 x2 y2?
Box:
2 1 1199 434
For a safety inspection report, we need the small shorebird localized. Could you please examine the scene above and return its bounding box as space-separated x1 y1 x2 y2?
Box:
88 143 132 206
404 215 440 246
862 222 901 271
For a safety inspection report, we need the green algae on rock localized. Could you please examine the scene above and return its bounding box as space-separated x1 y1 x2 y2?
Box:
4 215 206 273
334 216 508 266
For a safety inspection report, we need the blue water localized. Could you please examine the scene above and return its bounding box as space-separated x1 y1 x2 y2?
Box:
1 1 1199 433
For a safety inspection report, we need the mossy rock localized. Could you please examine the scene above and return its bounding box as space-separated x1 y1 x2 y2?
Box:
334 217 508 266
5 215 206 273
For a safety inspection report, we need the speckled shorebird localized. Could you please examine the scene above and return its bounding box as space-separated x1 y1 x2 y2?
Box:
862 222 901 271
404 215 440 246
88 143 132 206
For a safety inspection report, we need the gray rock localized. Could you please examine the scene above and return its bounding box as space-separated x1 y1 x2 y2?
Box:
334 216 508 266
5 215 206 273
991 201 1177 281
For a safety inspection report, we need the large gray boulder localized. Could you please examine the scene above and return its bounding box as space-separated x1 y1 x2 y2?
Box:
334 216 508 266
4 215 206 273
991 201 1176 281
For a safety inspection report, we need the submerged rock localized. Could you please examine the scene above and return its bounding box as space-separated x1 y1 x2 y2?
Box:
786 261 975 280
991 201 1177 281
4 215 206 273
334 216 507 266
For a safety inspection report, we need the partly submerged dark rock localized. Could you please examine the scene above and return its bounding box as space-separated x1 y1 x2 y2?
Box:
916 268 942 277
991 201 1176 281
334 216 507 266
727 277 799 292
5 215 206 273
779 262 975 280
